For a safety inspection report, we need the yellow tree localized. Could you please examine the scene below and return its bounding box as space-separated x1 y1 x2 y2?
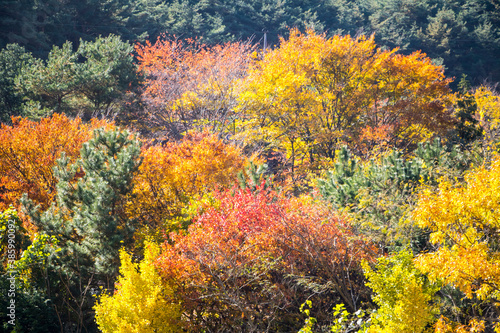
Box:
363 249 439 333
474 85 500 145
237 29 453 182
413 156 500 332
94 242 182 333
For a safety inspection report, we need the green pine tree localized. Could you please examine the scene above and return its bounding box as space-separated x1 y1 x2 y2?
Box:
21 127 142 333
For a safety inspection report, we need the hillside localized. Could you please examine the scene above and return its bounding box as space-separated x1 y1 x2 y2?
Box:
1 4 500 333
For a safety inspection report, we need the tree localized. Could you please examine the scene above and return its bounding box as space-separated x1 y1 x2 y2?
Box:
237 29 454 184
473 85 500 146
0 208 60 333
16 41 78 118
416 0 500 84
364 0 432 51
0 0 133 57
136 36 254 137
0 114 112 211
156 187 376 331
0 0 53 54
363 249 439 333
413 155 500 332
125 130 247 233
447 75 483 147
21 127 142 333
94 242 182 333
316 139 474 251
15 35 138 120
76 35 140 119
0 44 35 122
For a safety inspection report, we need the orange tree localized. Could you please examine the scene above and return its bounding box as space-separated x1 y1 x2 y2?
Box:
156 186 377 331
0 114 112 211
136 37 255 137
125 131 247 234
237 29 454 183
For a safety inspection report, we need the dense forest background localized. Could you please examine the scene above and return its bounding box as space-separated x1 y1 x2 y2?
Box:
2 0 500 84
2 1 500 333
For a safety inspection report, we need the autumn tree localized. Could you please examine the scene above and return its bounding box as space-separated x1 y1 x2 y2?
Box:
126 130 247 234
363 249 439 333
237 29 454 184
413 155 500 332
0 114 112 211
156 187 376 331
94 242 182 333
472 85 500 147
136 36 255 137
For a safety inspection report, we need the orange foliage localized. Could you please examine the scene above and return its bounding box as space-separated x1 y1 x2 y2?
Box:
156 187 376 331
135 37 255 136
0 114 112 210
126 131 246 231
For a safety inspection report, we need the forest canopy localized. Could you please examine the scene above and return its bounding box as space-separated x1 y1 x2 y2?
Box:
2 0 500 84
2 2 500 333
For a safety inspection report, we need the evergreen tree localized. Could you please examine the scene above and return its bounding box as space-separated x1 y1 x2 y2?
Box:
76 35 139 118
22 128 142 333
15 35 138 120
317 140 474 251
448 75 484 146
0 44 35 122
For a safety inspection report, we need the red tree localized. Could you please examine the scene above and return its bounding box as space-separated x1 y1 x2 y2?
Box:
156 186 377 331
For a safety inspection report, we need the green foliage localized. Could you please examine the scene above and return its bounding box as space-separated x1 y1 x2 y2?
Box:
2 0 500 83
16 41 77 117
363 0 431 50
15 35 138 120
317 143 428 211
47 128 141 275
362 0 500 83
0 208 59 333
21 127 142 332
15 234 60 284
0 1 498 331
0 0 132 56
0 0 53 53
76 35 139 117
317 147 366 209
317 139 475 249
237 161 273 191
448 75 484 146
0 276 59 333
0 44 35 122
